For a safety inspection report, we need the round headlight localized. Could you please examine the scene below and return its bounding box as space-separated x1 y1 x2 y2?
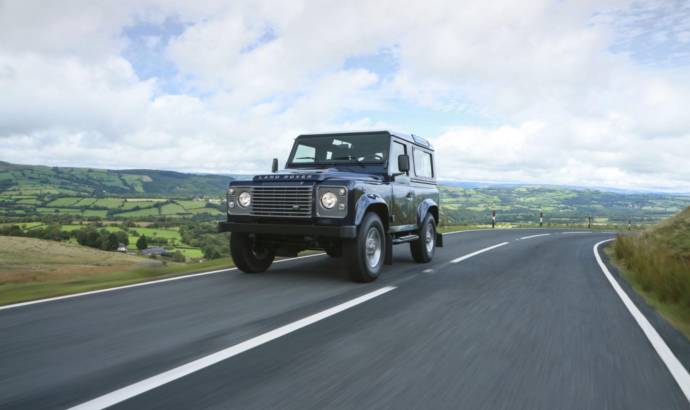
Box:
238 191 251 207
321 192 338 209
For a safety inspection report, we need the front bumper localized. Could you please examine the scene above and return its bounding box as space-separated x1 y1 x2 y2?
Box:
218 221 357 239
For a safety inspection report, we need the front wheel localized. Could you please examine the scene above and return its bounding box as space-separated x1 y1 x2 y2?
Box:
344 212 385 282
230 233 275 273
410 214 436 263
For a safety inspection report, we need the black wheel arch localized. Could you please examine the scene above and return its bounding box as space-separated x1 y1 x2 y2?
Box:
416 198 439 226
354 194 390 232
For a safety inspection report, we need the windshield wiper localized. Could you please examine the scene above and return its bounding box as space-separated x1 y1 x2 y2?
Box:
331 156 367 167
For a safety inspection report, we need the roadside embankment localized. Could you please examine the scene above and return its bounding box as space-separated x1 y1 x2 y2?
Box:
610 207 690 339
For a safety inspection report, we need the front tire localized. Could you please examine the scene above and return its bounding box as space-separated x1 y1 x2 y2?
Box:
410 214 436 263
344 212 385 282
230 233 275 273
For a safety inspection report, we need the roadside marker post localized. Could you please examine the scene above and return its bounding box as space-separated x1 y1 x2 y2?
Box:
628 219 632 231
539 212 543 228
588 216 592 229
492 210 496 229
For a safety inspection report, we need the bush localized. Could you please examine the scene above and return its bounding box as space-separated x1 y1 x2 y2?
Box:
171 251 186 263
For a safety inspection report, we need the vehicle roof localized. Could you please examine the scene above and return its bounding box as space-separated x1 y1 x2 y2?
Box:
296 130 434 150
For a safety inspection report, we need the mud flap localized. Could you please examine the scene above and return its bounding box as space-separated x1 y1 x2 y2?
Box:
436 232 444 247
384 234 393 265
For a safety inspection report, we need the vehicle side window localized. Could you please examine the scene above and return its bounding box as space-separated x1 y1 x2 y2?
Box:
391 141 407 173
413 148 433 178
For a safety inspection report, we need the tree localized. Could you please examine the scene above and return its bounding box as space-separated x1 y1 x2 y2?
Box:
115 231 129 246
103 233 120 251
136 235 148 250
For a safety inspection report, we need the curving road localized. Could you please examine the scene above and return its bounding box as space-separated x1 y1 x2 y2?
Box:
1 229 689 409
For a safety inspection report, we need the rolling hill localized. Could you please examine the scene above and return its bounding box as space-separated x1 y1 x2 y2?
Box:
1 161 689 225
0 161 232 197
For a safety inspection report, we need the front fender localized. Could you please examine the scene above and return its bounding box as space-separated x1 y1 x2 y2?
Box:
416 198 439 225
354 193 389 226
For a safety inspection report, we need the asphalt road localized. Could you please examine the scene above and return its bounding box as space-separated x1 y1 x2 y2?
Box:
1 229 689 409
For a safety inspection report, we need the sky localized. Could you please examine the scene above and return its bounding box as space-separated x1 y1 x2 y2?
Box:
1 0 690 192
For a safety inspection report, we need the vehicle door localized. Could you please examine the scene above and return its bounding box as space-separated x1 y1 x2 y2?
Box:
390 139 416 228
410 146 436 224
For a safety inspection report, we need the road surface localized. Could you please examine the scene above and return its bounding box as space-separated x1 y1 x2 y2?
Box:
1 229 689 409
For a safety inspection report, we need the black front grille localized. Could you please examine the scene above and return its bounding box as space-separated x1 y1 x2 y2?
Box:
251 186 313 218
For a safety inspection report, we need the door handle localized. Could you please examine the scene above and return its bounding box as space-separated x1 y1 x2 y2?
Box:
406 192 414 200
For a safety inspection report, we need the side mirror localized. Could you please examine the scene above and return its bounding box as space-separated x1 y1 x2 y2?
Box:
398 154 410 173
272 158 278 173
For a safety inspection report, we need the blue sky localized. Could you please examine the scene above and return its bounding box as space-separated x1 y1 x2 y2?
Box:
1 0 690 191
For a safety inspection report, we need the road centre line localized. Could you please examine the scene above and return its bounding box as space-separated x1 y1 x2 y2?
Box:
69 286 397 410
0 253 326 312
450 242 509 264
593 240 690 402
519 233 551 240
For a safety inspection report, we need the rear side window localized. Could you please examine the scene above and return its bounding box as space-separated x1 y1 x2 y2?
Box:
413 148 433 178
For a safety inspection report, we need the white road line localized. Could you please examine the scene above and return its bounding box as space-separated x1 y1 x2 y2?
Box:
450 242 509 264
69 286 397 410
519 233 551 240
0 253 326 312
563 231 592 234
594 240 690 402
441 228 492 236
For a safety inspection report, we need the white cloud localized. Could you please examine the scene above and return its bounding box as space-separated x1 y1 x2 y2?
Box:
1 0 689 191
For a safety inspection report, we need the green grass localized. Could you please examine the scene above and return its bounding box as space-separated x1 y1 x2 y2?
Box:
0 235 232 306
117 207 161 217
160 203 186 215
610 207 690 340
46 197 81 207
0 258 234 306
607 247 690 340
177 200 207 210
135 227 180 239
92 198 124 208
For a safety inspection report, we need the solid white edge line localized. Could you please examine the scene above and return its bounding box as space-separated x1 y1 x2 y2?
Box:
519 233 551 240
594 239 690 402
69 285 397 410
0 253 326 311
450 242 509 264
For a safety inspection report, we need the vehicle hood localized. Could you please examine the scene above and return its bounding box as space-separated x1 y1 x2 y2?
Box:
252 168 382 183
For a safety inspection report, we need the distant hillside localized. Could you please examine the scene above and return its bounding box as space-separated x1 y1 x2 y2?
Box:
440 185 690 225
1 161 689 224
0 161 232 197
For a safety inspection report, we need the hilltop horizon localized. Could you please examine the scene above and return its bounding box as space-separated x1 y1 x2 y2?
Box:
3 159 688 196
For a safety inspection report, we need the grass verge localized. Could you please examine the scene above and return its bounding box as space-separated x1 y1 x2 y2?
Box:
0 257 234 307
606 244 690 340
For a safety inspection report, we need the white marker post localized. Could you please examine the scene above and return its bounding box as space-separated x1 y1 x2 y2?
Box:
539 211 543 228
588 216 592 229
492 210 496 229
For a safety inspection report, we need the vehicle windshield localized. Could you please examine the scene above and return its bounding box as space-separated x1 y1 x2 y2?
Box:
287 134 389 166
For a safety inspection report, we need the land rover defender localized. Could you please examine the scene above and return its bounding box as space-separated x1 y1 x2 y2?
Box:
218 131 442 282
